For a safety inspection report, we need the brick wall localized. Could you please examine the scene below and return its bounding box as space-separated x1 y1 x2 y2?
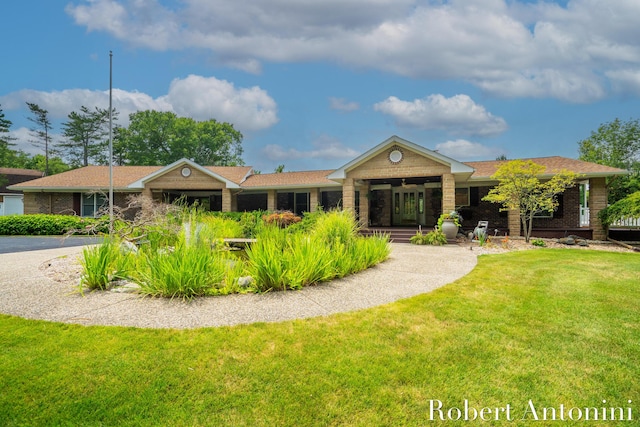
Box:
145 166 226 191
347 147 449 179
23 191 136 217
23 192 74 214
531 186 581 229
589 177 608 240
457 185 583 235
457 186 509 233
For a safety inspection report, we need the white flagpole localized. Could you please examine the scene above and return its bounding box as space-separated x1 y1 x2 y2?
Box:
109 50 114 235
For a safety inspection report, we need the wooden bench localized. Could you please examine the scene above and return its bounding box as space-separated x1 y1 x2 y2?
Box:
222 238 257 249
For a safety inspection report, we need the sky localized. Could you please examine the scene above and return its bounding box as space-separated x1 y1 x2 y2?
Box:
2 0 640 173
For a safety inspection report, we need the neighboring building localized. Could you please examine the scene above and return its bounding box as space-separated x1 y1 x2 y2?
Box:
9 136 627 239
0 168 44 216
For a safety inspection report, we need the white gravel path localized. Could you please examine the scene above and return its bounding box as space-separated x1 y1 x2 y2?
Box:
0 244 478 329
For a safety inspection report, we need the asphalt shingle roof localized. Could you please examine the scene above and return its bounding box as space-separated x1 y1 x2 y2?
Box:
241 170 339 188
9 156 627 191
0 168 45 194
11 165 253 190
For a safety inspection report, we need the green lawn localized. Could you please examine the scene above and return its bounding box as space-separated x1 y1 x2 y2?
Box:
1 249 638 426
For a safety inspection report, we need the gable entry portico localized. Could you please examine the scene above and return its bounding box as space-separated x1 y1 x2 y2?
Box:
328 136 474 228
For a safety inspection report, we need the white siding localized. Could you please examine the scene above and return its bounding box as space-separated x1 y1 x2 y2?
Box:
0 195 24 215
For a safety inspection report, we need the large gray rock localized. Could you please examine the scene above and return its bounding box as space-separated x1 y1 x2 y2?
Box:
557 237 576 245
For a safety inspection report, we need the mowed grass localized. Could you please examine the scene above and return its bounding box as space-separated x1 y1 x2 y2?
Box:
1 249 638 426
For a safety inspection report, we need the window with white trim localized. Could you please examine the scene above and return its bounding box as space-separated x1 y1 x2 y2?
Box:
82 193 108 217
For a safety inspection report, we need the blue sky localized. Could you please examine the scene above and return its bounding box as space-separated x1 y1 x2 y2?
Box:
2 0 640 173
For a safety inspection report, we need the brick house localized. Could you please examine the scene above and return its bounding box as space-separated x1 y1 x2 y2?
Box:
0 168 44 215
9 136 627 240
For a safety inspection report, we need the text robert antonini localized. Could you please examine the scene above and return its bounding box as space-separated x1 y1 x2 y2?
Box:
428 399 633 422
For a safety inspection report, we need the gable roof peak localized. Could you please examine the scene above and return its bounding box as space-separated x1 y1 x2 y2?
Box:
327 135 474 180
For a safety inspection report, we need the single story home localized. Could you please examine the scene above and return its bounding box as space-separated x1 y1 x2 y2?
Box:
9 136 627 240
0 168 44 216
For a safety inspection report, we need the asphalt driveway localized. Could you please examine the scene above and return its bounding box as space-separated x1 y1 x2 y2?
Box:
0 236 102 254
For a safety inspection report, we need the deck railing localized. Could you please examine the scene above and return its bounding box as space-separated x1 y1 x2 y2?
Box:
580 207 590 227
611 217 640 228
580 207 639 228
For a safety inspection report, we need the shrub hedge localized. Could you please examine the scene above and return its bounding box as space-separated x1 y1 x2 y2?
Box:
0 214 104 235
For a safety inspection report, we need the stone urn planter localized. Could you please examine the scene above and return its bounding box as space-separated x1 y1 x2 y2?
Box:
440 218 458 241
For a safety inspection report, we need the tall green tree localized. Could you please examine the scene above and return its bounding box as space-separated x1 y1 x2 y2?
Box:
0 104 17 167
22 154 71 175
118 110 244 166
59 106 114 167
26 102 55 176
578 118 640 203
483 160 581 242
191 119 243 166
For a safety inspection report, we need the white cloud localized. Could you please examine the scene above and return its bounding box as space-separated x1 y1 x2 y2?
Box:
66 0 640 102
606 69 640 96
0 75 278 132
329 97 359 112
374 94 507 137
435 139 506 161
262 135 359 161
7 127 44 156
166 75 278 131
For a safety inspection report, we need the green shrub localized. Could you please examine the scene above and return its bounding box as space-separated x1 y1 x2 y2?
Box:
190 216 244 242
598 191 640 229
410 229 447 245
287 208 325 234
207 209 267 235
410 231 428 245
239 211 268 237
263 211 301 228
531 238 546 247
0 214 104 235
209 211 245 222
424 229 447 245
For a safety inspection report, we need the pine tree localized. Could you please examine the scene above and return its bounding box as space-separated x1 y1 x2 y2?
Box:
26 102 54 176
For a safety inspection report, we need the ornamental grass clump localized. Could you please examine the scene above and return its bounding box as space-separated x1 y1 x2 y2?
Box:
80 208 390 297
281 234 334 289
248 230 335 291
352 234 390 268
248 211 389 292
312 209 359 247
245 226 288 291
80 238 131 290
133 242 237 299
199 215 244 240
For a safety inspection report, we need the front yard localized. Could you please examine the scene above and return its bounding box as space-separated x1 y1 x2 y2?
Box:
1 249 638 426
